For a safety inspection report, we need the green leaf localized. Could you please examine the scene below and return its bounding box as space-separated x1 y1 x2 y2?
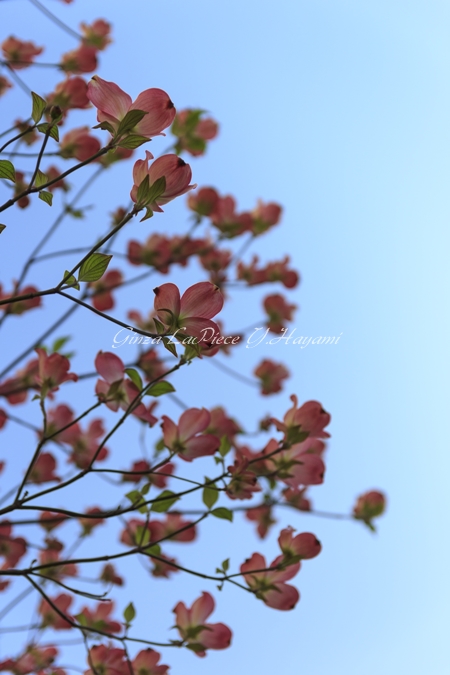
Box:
75 612 88 626
123 602 136 623
222 558 230 572
118 134 149 149
136 525 150 546
218 435 231 458
52 336 70 352
0 160 15 182
93 120 116 135
136 175 150 205
39 190 53 206
37 122 59 142
140 206 154 221
146 381 175 397
126 489 148 514
62 270 80 291
162 336 178 357
31 91 47 123
78 253 112 283
146 176 166 204
115 109 148 137
202 479 219 509
155 437 165 452
35 170 48 188
151 489 179 513
0 224 6 234
211 507 233 522
125 367 143 390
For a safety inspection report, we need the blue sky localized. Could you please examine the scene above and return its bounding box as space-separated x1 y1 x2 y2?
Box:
1 0 449 673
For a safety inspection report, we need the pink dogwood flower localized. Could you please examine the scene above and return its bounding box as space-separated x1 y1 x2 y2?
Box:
254 359 290 395
240 552 300 610
153 281 223 341
78 602 121 634
29 452 60 484
278 527 322 562
60 126 101 161
61 45 97 74
84 645 126 675
226 457 261 500
87 76 175 139
263 293 297 333
245 505 276 539
95 351 158 426
35 348 78 397
48 76 90 110
39 594 73 630
353 490 386 524
0 522 27 569
272 395 331 442
131 649 169 675
81 19 112 51
161 408 220 461
131 152 196 211
1 36 43 69
173 592 232 657
264 436 326 487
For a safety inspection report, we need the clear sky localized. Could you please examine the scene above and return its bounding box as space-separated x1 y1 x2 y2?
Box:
1 1 449 673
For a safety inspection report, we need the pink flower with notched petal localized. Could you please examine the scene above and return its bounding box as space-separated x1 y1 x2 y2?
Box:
263 436 326 487
131 649 169 675
61 45 97 74
94 351 158 426
272 395 331 440
48 76 90 110
78 602 121 634
81 19 112 51
35 348 78 396
60 126 101 162
240 552 300 610
161 408 220 461
39 593 73 630
153 281 223 342
0 522 27 569
278 527 322 561
87 76 175 139
29 452 60 484
173 592 232 657
131 152 196 212
1 36 43 69
84 645 126 675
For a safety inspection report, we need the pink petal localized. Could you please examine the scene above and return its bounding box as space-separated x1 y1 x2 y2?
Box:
87 75 131 120
200 622 232 650
173 601 190 630
190 592 214 625
240 552 267 581
182 435 219 461
95 351 124 384
178 317 221 342
178 408 210 442
180 281 224 319
284 454 325 487
263 583 299 610
161 416 178 449
132 88 175 137
268 555 301 582
153 283 181 322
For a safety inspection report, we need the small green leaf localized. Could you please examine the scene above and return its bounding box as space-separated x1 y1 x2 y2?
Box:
0 224 6 234
93 120 116 135
136 525 150 546
218 436 231 457
35 170 48 188
151 489 179 513
78 253 112 283
162 336 178 357
52 336 70 352
118 134 149 149
125 367 143 390
136 175 150 206
115 109 148 137
31 91 47 123
75 612 88 626
202 479 219 509
146 176 166 204
146 381 175 397
37 122 59 142
155 437 165 452
123 602 136 623
0 160 16 182
222 558 230 572
140 206 154 221
211 507 233 522
62 270 80 291
39 190 53 206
